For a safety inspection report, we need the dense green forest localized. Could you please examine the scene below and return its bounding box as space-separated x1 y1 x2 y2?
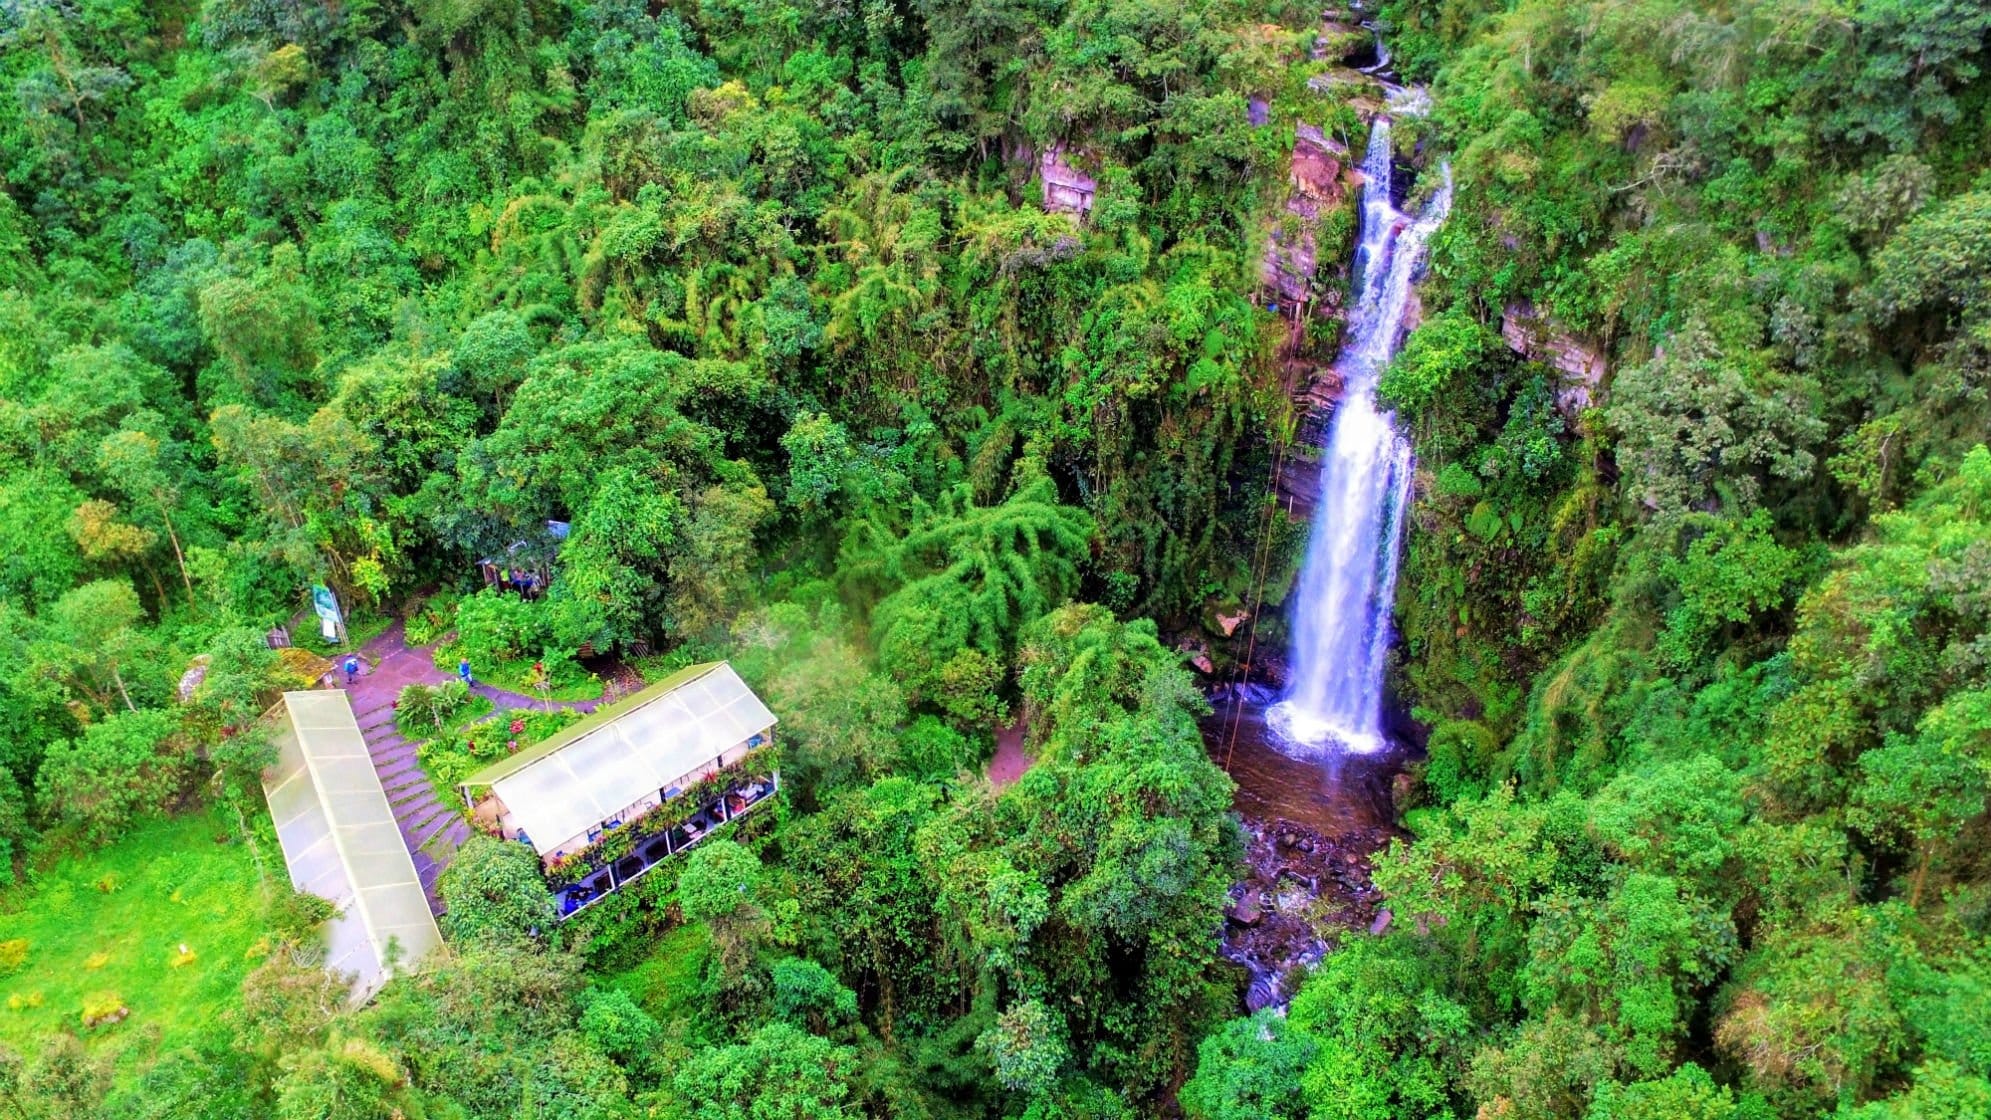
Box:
0 0 1988 1115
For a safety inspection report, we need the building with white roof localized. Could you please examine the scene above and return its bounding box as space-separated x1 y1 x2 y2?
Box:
262 691 445 1003
457 661 778 917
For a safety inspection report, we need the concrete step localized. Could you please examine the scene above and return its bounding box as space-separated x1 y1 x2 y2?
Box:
437 819 471 852
382 776 429 799
410 807 460 849
402 798 450 828
387 779 434 804
389 781 435 807
355 710 400 732
419 827 469 862
371 745 419 766
376 758 424 783
383 762 430 787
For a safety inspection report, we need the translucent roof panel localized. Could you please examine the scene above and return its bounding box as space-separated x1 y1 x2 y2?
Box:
462 663 776 856
262 691 445 1004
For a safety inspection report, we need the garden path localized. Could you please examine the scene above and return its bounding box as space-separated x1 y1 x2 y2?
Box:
986 718 1034 791
339 620 601 913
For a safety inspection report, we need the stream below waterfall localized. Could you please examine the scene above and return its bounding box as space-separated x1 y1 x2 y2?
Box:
1207 53 1449 1010
1206 689 1407 1011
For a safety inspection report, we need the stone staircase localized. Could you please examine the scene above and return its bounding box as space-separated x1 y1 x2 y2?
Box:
349 688 470 913
339 618 608 916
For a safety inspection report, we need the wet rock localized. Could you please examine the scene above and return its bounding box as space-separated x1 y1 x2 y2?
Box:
1392 770 1416 811
1370 908 1393 936
1261 124 1354 312
1204 700 1412 1014
1177 636 1218 676
1244 973 1283 1013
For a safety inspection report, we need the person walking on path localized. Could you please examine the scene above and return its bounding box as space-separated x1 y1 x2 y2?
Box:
343 654 361 686
459 657 475 688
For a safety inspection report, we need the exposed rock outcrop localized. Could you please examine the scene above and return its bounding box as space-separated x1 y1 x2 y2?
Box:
1502 300 1607 414
1313 13 1367 63
1039 144 1097 217
1261 124 1351 312
1259 119 1364 523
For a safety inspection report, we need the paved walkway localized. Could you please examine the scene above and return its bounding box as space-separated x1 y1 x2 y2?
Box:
337 620 598 913
986 718 1034 791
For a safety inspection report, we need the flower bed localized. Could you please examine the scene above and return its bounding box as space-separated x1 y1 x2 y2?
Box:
415 708 584 807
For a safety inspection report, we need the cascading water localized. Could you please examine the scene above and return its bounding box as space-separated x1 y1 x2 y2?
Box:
1268 93 1451 756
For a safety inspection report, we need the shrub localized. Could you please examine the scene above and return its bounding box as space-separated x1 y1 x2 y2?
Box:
978 999 1069 1095
36 709 187 844
396 679 471 734
0 938 26 973
438 836 557 947
402 591 460 646
81 991 128 1028
454 590 545 666
897 716 978 781
269 889 339 947
580 987 664 1073
771 957 857 1033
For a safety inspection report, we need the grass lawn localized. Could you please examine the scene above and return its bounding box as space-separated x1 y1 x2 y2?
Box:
0 809 274 1059
600 922 721 1055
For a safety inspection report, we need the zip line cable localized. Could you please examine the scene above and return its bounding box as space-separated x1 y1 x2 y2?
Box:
1221 407 1295 774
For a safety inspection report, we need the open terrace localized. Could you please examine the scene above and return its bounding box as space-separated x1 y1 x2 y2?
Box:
547 772 777 918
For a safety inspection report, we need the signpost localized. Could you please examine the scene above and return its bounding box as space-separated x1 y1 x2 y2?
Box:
311 584 345 644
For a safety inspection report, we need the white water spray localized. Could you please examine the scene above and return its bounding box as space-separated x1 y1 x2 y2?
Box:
1269 97 1451 755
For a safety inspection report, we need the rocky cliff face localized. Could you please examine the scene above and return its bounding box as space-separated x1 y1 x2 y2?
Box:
1501 301 1608 414
1038 144 1097 217
1260 123 1348 308
1264 120 1366 522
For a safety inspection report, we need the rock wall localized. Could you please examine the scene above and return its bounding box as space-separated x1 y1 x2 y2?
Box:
1260 123 1348 309
1039 144 1097 217
1262 121 1360 521
1502 301 1607 414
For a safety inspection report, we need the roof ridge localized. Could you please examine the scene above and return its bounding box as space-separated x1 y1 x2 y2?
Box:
455 661 727 790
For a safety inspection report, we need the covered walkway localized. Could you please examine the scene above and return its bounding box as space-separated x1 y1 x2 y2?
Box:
262 690 445 1003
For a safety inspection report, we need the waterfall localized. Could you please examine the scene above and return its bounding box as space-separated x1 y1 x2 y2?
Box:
1357 27 1392 75
1268 98 1451 756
